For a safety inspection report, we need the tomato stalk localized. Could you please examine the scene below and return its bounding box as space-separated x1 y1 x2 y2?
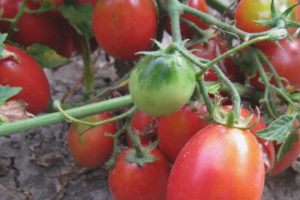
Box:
180 18 207 38
81 37 95 95
0 95 133 136
126 119 144 159
197 79 213 114
205 0 234 19
6 0 28 37
167 0 183 44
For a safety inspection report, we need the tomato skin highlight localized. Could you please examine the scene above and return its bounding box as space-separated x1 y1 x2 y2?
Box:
0 44 50 114
68 113 117 168
167 124 265 200
108 148 170 200
157 105 208 162
92 0 157 60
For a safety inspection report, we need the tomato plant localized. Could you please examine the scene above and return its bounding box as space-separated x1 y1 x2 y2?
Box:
68 113 117 168
108 147 170 200
0 44 50 114
167 124 265 200
157 104 208 162
92 0 157 60
165 0 209 39
129 52 196 117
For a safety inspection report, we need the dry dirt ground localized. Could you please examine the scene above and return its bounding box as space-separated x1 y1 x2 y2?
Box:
0 53 300 200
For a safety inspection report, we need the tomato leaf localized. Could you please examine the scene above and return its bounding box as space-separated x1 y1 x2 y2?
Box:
58 1 93 38
26 44 69 69
276 132 298 161
255 114 297 144
205 81 221 94
0 33 8 58
0 85 22 105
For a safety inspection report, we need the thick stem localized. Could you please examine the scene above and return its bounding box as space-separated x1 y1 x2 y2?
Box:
198 79 213 114
0 95 133 136
206 0 234 19
167 0 183 44
126 119 144 158
7 0 28 37
81 37 95 95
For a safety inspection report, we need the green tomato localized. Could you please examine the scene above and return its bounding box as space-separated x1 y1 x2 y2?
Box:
129 52 196 117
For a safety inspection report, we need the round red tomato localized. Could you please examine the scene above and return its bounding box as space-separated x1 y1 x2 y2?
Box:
157 105 208 162
235 0 300 33
250 37 300 89
108 147 170 200
92 0 157 60
127 110 158 146
191 37 241 82
165 0 209 39
167 124 265 200
0 44 50 114
68 113 117 168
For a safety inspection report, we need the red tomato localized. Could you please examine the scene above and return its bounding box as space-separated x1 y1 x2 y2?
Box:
270 120 300 175
68 113 117 168
108 148 170 200
165 0 209 39
0 44 50 114
250 37 300 89
157 105 208 162
92 0 157 60
191 37 241 82
235 0 300 33
167 124 265 200
127 110 158 146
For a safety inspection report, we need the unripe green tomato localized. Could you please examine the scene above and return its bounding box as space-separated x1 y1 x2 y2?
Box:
129 52 196 117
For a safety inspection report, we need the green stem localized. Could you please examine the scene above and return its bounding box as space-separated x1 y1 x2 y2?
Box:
81 37 95 95
126 118 144 158
180 17 206 38
0 95 133 136
198 79 213 114
167 0 183 44
7 0 28 37
206 0 234 19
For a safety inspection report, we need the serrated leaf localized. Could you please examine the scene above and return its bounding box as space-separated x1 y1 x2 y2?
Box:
26 44 69 68
270 0 280 18
0 85 22 105
282 3 300 18
57 2 93 38
276 133 298 161
255 114 297 143
254 19 276 27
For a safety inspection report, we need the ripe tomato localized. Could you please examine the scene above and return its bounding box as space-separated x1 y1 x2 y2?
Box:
157 105 208 162
92 0 157 60
0 0 62 51
127 110 158 146
165 0 209 39
68 113 117 168
191 37 241 82
108 147 170 200
250 37 300 89
167 124 265 200
0 44 50 114
129 52 196 117
235 0 300 33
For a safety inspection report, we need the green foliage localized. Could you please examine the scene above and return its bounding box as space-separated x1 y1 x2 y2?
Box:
0 85 22 106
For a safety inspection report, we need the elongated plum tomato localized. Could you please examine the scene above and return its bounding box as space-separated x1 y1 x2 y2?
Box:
68 113 117 168
129 52 196 117
92 0 157 60
0 44 50 114
108 148 170 200
167 124 265 200
165 0 209 39
235 0 300 33
157 105 208 162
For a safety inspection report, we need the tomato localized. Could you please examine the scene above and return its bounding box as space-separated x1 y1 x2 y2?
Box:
191 37 241 82
235 0 300 33
108 147 170 200
92 0 157 60
77 0 97 6
250 37 300 89
165 0 209 39
157 105 208 162
129 52 196 117
0 0 63 51
0 44 50 114
127 110 158 146
270 120 300 175
167 124 265 200
68 113 117 168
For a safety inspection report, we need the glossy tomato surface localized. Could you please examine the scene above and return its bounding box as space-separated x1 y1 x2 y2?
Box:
235 0 300 33
92 0 157 60
165 0 209 39
157 105 208 162
0 44 50 114
251 37 300 89
68 113 117 168
167 124 265 200
109 148 170 200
